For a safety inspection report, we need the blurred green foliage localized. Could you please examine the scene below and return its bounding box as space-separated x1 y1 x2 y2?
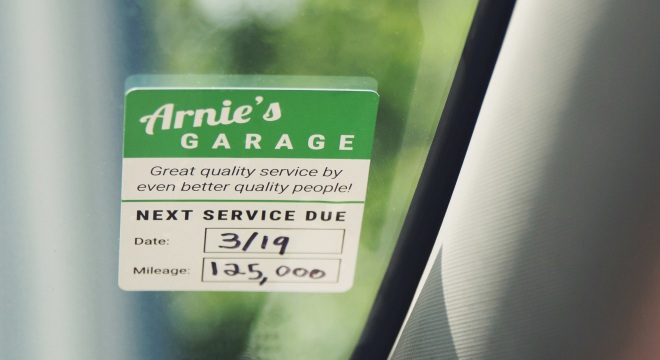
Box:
135 0 477 358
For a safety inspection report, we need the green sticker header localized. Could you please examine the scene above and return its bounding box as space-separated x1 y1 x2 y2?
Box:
123 76 379 159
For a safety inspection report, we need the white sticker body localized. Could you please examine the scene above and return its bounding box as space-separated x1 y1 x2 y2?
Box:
119 77 379 292
119 158 368 292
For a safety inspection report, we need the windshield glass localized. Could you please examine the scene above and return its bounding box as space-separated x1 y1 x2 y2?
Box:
0 1 477 358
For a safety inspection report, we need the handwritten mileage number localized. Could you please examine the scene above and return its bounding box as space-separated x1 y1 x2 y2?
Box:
202 258 341 285
202 228 344 287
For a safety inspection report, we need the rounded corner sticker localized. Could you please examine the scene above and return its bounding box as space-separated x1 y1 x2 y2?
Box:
119 75 379 292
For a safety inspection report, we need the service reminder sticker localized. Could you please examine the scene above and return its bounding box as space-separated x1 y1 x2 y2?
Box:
119 76 379 292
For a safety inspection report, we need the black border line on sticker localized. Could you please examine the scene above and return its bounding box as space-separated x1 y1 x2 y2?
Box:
203 227 346 255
